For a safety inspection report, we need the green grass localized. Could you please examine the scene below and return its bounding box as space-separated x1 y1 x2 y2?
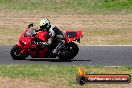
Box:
0 65 131 88
0 64 131 78
0 64 77 78
0 0 132 14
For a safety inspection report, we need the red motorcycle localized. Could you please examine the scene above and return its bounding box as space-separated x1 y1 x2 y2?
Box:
10 25 83 61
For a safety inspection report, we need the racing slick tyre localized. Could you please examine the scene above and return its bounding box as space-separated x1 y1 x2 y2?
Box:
10 44 29 60
58 42 79 61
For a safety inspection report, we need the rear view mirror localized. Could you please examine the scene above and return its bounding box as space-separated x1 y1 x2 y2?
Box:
28 23 33 28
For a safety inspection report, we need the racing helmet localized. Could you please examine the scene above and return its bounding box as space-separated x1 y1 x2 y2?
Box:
39 18 51 30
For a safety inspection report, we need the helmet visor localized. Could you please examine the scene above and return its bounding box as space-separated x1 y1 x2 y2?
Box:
40 23 48 30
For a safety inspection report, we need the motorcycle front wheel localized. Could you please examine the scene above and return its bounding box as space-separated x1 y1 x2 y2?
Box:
10 44 29 60
58 42 79 61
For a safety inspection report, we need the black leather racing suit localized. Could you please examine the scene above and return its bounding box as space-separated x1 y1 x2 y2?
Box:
36 25 65 54
48 25 65 54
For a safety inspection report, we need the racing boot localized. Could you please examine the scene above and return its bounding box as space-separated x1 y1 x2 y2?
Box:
53 42 64 55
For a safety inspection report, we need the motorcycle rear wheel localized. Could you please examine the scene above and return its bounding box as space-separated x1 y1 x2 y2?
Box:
10 44 29 60
58 42 79 61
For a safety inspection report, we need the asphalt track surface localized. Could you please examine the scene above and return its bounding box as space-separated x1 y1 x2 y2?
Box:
0 45 132 66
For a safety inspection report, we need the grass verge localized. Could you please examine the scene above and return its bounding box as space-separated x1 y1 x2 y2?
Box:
0 0 132 14
0 64 131 88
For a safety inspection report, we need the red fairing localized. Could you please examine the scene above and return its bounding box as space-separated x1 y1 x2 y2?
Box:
17 29 31 47
16 28 49 58
37 31 48 42
64 30 83 43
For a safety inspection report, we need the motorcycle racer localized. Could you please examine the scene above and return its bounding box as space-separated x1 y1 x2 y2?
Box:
11 19 83 60
37 18 66 55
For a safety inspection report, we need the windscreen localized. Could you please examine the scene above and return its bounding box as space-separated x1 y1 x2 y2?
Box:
25 29 36 37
